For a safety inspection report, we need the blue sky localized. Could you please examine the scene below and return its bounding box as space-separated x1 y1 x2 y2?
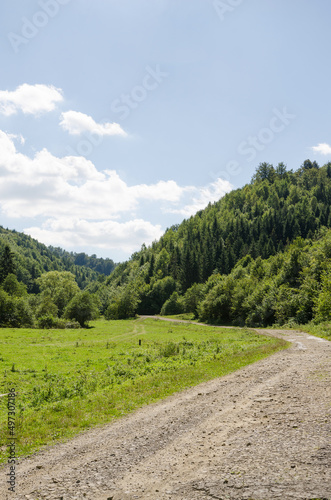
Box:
0 0 331 260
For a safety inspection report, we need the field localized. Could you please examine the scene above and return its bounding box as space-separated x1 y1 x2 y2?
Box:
0 318 288 462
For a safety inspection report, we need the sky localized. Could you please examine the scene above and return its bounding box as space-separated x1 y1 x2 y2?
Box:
0 0 331 261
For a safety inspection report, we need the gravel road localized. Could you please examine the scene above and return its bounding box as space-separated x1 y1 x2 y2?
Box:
1 325 330 500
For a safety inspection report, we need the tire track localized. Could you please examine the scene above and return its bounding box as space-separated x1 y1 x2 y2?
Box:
1 326 330 500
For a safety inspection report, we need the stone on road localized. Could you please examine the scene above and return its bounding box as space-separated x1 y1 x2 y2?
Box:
1 327 330 500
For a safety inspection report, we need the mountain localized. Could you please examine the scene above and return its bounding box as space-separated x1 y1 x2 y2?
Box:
1 159 331 329
90 160 331 325
0 227 116 292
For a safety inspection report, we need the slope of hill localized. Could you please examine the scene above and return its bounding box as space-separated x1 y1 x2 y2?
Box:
0 227 116 291
91 160 331 326
1 160 331 329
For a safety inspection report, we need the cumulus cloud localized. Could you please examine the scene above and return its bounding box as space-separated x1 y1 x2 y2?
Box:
60 110 127 137
166 177 232 217
25 218 163 254
0 130 192 219
134 180 184 203
0 84 63 116
7 133 25 145
312 143 331 155
0 130 233 253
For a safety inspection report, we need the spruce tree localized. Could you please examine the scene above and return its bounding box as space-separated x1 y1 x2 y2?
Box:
0 245 16 283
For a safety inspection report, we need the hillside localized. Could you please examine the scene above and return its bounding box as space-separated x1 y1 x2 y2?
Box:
91 160 331 326
0 227 116 291
1 159 331 329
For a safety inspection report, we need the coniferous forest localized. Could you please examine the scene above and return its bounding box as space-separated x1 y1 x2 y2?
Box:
1 160 331 329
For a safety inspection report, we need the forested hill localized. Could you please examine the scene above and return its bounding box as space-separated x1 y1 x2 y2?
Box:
0 227 116 292
1 159 331 329
153 160 331 288
91 160 331 324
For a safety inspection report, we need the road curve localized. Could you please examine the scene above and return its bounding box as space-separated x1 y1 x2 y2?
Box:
1 324 330 500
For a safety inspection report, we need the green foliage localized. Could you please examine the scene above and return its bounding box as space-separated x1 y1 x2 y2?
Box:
64 291 100 327
2 274 27 297
98 161 331 322
160 291 184 316
0 245 15 283
36 293 59 318
0 226 115 292
198 231 331 326
314 263 331 322
182 283 205 316
154 248 170 277
105 302 120 320
37 315 67 329
137 276 178 315
37 271 80 317
2 160 331 329
0 289 34 327
105 284 141 320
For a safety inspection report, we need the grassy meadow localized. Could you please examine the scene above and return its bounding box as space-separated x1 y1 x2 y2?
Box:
0 318 288 462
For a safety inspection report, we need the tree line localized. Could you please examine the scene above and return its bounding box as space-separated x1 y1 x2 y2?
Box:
1 160 331 328
0 226 116 292
90 160 331 326
0 243 101 328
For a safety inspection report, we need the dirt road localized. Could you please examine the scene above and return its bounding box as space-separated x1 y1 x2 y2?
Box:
1 326 330 500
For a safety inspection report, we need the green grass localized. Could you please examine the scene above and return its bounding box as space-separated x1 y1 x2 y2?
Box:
299 321 331 341
159 313 196 321
0 318 288 462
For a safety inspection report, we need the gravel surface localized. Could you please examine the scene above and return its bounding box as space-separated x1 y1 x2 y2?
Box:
1 326 330 500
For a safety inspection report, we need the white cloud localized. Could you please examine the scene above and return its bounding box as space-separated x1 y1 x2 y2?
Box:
7 133 25 145
134 180 184 203
311 143 331 155
0 130 233 253
0 84 63 116
0 130 188 219
166 177 232 217
60 110 127 137
25 218 163 254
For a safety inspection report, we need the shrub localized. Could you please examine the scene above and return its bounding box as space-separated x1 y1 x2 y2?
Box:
37 315 66 329
0 289 34 327
314 265 331 322
105 302 119 320
160 292 184 316
65 321 81 329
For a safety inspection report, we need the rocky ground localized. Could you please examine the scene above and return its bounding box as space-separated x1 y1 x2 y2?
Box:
1 326 330 500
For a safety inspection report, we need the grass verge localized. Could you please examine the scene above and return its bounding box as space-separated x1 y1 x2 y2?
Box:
299 321 331 341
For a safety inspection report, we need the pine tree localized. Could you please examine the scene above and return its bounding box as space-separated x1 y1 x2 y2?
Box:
0 245 16 283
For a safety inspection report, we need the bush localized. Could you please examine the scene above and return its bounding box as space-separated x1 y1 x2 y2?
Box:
36 294 58 318
314 266 331 322
160 292 184 316
105 284 141 320
65 321 81 329
105 302 119 320
37 315 66 329
0 289 34 327
183 283 205 316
